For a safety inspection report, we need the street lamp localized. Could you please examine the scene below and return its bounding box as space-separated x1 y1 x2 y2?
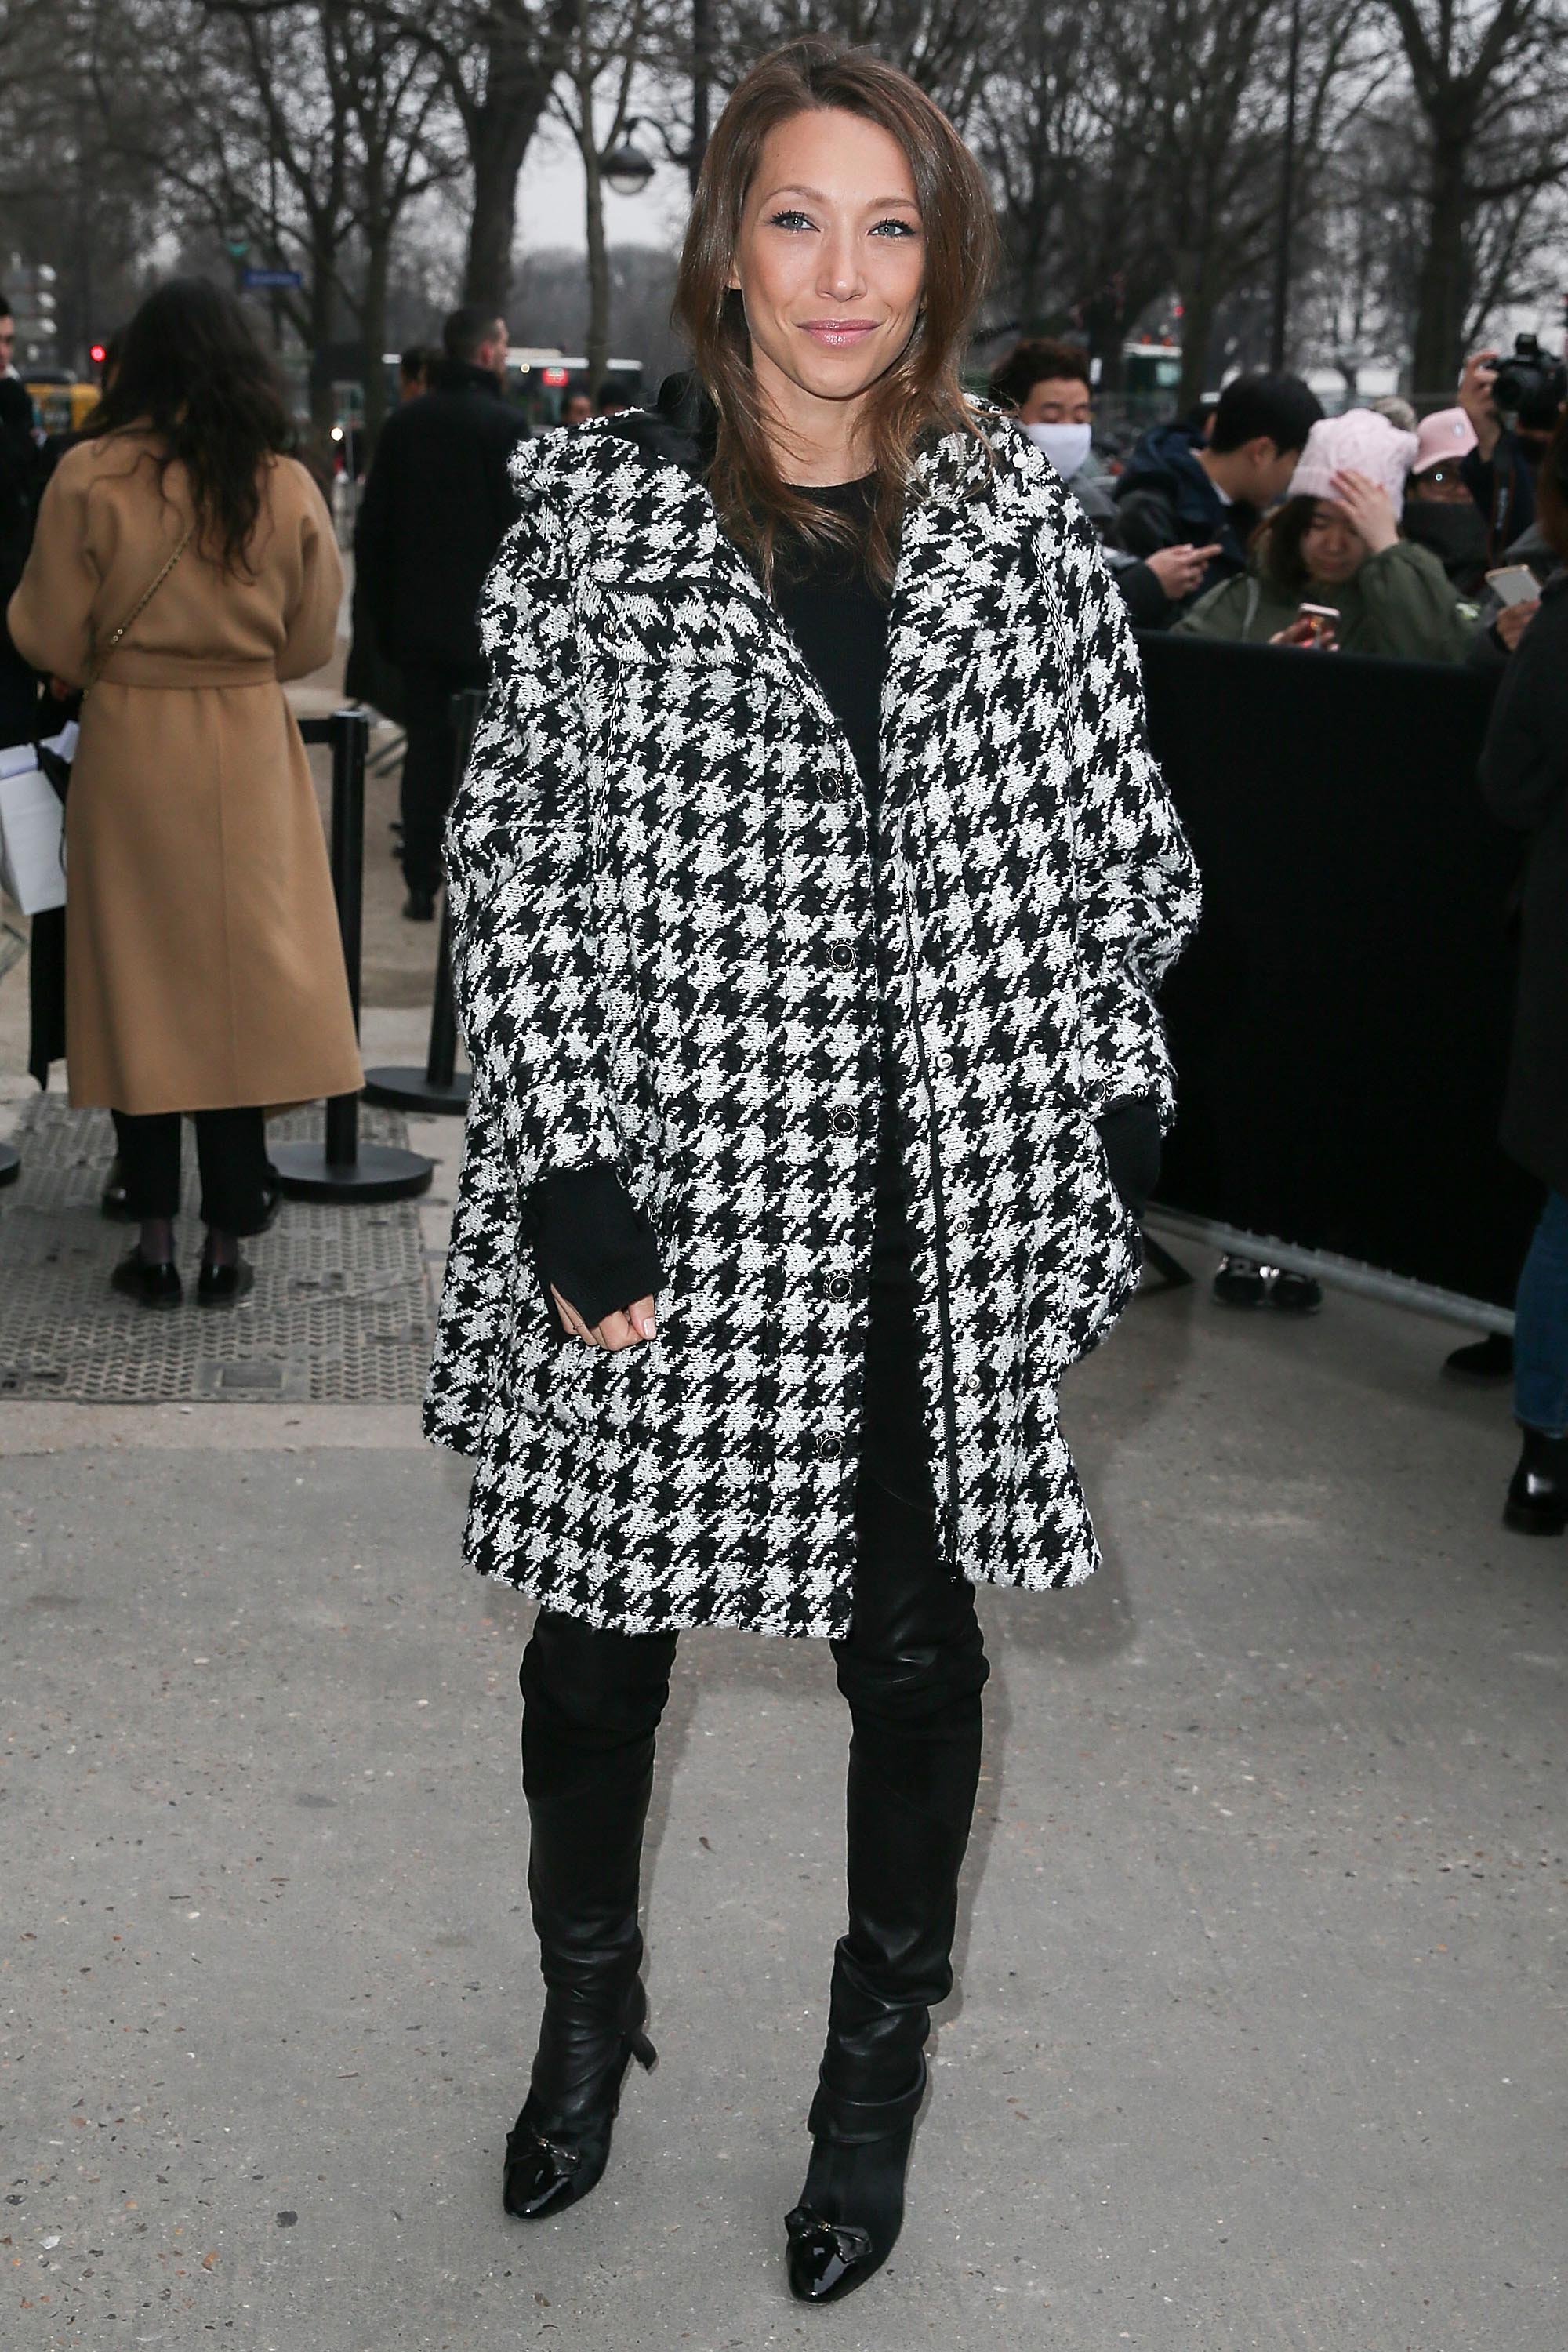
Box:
601 136 655 198
597 2 713 198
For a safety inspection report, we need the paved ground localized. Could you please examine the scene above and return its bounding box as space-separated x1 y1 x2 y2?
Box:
3 1268 1563 2352
2 622 1564 2350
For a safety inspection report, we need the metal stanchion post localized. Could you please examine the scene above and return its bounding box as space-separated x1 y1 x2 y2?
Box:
362 686 480 1116
272 707 434 1203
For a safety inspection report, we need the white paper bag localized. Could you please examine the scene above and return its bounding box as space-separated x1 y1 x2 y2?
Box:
0 742 67 915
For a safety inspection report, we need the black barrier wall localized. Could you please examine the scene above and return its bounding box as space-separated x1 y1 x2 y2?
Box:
1139 634 1542 1309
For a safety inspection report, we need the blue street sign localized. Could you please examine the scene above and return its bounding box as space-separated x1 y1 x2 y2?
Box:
242 267 303 290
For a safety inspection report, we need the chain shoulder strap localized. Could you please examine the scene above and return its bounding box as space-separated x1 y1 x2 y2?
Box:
82 524 195 701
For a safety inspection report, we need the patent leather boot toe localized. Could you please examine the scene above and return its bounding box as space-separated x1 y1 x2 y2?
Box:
786 2092 919 2304
503 1980 655 2220
1504 1428 1568 1536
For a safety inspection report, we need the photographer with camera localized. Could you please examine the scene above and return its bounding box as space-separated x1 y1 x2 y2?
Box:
1457 337 1567 565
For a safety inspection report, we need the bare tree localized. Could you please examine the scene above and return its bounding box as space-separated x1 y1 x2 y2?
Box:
361 0 579 309
553 0 666 391
1377 0 1568 393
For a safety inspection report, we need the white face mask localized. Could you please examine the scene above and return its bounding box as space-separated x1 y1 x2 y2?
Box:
1024 421 1093 478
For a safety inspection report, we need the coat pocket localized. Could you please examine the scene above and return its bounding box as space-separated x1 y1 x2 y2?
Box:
538 1329 666 1442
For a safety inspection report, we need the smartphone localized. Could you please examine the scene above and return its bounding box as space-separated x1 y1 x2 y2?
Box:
1485 566 1540 608
1296 601 1338 645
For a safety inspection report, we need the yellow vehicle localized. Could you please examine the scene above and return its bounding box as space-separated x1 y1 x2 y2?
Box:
24 375 100 435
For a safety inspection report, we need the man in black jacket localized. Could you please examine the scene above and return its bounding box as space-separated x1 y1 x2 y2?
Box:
356 303 528 917
1106 372 1323 623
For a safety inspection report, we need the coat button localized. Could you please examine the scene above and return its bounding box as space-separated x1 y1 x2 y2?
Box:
830 942 854 970
815 1433 841 1461
830 1109 856 1136
827 1273 850 1300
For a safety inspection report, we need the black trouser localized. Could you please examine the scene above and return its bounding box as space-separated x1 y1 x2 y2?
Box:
399 662 482 895
111 1107 271 1236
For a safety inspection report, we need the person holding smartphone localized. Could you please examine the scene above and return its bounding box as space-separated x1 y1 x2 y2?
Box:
1175 408 1472 664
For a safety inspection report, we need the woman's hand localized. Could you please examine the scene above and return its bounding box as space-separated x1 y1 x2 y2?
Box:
1270 615 1338 651
1495 597 1540 652
1457 350 1503 460
552 1287 656 1350
1328 469 1399 556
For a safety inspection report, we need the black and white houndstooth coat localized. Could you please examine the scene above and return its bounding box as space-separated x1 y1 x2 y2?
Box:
423 404 1200 1639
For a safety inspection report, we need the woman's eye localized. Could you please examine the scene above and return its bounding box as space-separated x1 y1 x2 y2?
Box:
869 218 918 238
767 209 815 232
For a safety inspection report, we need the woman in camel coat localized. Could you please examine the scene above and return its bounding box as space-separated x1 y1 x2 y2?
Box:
8 278 361 1307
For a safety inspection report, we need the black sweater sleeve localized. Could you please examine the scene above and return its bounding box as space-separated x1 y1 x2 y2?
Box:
1096 1096 1162 1219
535 1163 663 1329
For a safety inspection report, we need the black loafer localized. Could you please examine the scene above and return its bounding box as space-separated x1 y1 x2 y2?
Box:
402 888 436 922
197 1257 255 1308
1213 1254 1268 1308
1269 1270 1324 1316
111 1247 183 1309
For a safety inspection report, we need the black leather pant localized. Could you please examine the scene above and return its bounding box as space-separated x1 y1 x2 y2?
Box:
519 1211 989 2130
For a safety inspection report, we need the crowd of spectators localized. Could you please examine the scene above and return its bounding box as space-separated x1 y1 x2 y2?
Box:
986 333 1560 684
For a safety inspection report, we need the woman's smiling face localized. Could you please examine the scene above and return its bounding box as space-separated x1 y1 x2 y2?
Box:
728 107 926 421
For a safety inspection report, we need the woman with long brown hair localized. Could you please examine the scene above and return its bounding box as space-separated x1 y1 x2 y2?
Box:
426 40 1199 2301
8 278 360 1304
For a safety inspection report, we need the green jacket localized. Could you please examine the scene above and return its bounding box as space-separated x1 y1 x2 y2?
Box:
1174 539 1472 663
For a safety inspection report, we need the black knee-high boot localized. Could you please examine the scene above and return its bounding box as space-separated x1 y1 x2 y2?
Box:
786 1479 989 2303
503 1611 676 2220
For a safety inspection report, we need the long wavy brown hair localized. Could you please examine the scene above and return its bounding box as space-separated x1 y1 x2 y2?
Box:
673 39 1000 592
89 278 293 577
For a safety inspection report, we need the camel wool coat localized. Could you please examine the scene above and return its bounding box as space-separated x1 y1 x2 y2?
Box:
7 433 362 1115
424 408 1201 1639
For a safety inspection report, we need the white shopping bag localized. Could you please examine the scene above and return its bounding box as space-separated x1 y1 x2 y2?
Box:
0 740 67 914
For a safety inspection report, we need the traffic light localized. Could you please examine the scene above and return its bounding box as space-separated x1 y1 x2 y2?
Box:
89 341 107 372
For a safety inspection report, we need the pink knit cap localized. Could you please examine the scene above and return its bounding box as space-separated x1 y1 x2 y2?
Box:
1411 405 1479 475
1287 410 1420 514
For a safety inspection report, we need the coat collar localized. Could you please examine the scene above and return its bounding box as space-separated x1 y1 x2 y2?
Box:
514 374 1016 594
514 386 1036 814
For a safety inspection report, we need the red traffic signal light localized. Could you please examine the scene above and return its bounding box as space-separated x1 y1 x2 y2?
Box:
89 342 107 367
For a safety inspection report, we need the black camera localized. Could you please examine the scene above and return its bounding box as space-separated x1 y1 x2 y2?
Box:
1490 335 1567 433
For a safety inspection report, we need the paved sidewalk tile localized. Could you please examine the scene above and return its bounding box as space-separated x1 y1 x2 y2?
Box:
2 1279 1562 2350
